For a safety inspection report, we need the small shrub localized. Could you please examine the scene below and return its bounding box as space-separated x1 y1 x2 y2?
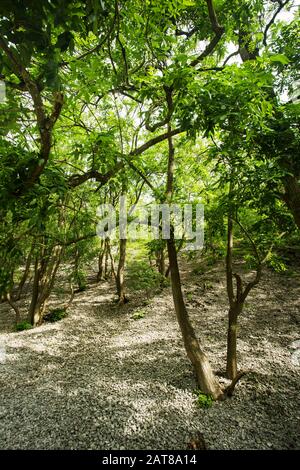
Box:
194 390 213 408
131 309 146 320
267 254 287 273
15 321 33 332
44 308 68 323
127 261 164 291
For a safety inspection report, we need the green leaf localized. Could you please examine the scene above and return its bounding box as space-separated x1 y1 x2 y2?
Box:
269 54 290 65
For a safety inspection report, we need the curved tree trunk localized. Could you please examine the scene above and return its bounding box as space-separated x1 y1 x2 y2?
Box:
106 239 117 281
167 235 223 399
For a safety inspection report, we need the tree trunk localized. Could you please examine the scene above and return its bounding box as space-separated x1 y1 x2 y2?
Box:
106 239 117 280
30 300 46 327
28 257 40 326
164 88 223 399
28 246 62 326
167 235 223 398
225 179 238 379
226 306 239 380
97 241 105 282
7 293 21 323
156 247 165 276
15 247 33 300
104 243 109 279
225 179 261 378
283 174 300 231
116 238 127 303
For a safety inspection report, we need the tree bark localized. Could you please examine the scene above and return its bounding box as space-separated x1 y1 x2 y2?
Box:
116 238 127 303
97 241 105 282
156 247 165 276
167 235 223 398
282 174 300 231
7 293 21 323
225 180 239 379
107 239 117 281
15 246 33 300
28 256 40 326
104 242 109 279
226 306 239 380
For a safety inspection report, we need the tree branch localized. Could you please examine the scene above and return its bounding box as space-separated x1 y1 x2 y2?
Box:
222 49 240 66
68 164 123 188
131 127 183 156
0 37 64 193
60 1 118 66
263 0 291 46
190 0 224 67
0 36 46 128
175 27 197 38
68 127 184 189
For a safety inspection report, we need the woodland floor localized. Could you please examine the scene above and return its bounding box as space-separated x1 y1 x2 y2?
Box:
0 256 300 450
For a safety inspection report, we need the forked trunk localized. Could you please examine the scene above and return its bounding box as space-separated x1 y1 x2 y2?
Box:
225 180 261 378
28 246 62 326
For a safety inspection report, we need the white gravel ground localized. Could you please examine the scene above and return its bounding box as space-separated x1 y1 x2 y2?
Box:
0 263 299 450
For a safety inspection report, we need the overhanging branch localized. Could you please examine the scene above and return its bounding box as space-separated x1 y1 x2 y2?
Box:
190 0 224 67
